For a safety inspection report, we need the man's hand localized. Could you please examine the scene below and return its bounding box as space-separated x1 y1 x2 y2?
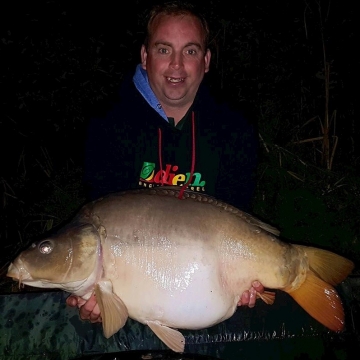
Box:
66 293 102 323
237 280 264 308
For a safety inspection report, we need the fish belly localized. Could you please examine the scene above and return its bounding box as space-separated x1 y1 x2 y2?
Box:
105 244 239 330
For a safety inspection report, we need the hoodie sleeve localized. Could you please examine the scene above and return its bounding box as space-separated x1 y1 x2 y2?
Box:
214 112 259 213
83 106 139 201
82 75 149 201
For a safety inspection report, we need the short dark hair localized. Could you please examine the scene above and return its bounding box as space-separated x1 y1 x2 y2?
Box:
144 1 210 51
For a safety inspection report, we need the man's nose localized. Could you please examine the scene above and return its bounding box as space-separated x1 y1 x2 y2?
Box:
170 52 183 69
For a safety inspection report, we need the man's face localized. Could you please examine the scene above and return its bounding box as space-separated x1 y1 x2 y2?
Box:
141 14 211 111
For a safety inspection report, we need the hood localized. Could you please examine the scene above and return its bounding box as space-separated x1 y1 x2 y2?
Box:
132 64 168 121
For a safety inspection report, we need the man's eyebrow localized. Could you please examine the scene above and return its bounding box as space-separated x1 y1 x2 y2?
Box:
154 41 203 49
154 41 172 47
185 42 202 49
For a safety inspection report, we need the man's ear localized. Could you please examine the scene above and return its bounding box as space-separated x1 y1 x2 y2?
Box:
204 49 211 73
140 45 147 70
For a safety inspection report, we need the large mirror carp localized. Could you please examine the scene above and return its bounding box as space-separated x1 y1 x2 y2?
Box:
7 187 354 353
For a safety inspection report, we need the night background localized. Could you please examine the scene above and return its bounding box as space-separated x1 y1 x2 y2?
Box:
0 0 359 289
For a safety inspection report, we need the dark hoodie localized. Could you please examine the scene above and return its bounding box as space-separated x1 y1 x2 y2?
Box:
84 65 259 212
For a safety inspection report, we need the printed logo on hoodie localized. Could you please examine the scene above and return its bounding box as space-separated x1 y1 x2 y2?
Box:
139 162 205 191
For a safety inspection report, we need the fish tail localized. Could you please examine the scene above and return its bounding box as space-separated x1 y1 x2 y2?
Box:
298 245 355 285
288 246 354 332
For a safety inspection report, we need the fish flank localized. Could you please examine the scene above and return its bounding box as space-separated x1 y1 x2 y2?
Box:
93 186 281 237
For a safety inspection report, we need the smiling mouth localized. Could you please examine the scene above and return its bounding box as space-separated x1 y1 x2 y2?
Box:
166 77 184 83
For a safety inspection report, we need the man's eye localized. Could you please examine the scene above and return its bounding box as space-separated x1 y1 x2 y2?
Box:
187 49 197 55
159 48 168 54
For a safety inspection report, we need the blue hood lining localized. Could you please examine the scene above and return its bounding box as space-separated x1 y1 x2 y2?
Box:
132 64 168 122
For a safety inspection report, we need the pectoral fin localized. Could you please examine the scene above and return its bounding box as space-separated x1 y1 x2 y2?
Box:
95 279 129 338
257 290 276 304
146 320 185 353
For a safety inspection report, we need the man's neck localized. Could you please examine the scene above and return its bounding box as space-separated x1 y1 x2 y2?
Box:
162 105 190 125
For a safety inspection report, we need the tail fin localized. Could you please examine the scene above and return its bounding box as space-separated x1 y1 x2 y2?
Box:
303 246 354 285
288 246 354 332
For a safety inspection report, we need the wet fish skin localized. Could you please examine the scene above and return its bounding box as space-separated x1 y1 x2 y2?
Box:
7 187 355 353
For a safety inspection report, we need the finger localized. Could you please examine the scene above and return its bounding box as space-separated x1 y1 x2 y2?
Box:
66 295 79 308
89 304 102 323
238 290 250 306
248 287 256 308
252 280 264 293
77 298 87 307
79 293 97 320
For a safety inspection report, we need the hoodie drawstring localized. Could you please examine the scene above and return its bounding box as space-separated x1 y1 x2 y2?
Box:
178 111 195 199
158 127 164 186
157 111 196 199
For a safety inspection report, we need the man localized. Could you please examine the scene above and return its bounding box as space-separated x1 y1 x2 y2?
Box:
67 1 264 324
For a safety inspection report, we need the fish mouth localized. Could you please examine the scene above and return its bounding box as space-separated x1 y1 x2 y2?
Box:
7 262 55 290
7 261 33 288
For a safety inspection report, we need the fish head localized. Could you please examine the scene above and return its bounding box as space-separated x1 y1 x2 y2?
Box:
7 222 102 295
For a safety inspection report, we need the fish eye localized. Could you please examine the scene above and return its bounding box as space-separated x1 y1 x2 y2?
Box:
38 240 54 254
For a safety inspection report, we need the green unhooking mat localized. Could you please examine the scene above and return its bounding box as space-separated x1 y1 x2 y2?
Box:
1 277 360 360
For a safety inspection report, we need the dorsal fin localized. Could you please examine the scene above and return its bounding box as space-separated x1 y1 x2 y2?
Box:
145 186 281 236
